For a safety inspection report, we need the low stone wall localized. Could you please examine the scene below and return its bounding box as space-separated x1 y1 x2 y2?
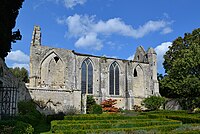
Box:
28 88 81 115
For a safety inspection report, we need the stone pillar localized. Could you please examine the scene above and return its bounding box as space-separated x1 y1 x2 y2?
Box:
81 94 87 114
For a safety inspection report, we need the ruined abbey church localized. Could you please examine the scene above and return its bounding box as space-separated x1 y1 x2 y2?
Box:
28 26 159 114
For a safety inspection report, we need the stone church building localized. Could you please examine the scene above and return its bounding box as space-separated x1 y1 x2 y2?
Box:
28 26 159 114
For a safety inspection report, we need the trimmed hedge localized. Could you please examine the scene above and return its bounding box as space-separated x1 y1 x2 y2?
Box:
54 124 182 134
50 111 200 133
167 116 200 124
141 111 200 124
174 130 200 134
51 120 182 132
144 114 200 124
142 110 200 118
52 118 174 125
64 114 148 120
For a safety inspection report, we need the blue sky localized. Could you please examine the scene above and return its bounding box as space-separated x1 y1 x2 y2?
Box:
5 0 200 74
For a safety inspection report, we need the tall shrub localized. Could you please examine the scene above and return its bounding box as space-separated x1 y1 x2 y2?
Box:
142 96 165 111
86 95 102 114
17 100 42 126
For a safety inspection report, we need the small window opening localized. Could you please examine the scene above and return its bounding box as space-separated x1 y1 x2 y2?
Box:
152 90 154 94
137 55 139 60
54 56 59 63
134 69 137 77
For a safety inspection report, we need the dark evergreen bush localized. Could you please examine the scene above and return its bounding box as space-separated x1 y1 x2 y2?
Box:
90 104 103 114
86 95 96 114
17 100 42 126
18 100 36 115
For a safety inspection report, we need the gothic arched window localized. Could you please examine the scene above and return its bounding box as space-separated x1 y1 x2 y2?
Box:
81 58 93 94
109 62 119 95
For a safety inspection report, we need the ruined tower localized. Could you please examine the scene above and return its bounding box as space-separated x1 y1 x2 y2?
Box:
147 48 159 95
29 26 41 87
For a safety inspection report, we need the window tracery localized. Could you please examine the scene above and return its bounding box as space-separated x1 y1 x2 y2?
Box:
109 62 119 95
81 58 93 94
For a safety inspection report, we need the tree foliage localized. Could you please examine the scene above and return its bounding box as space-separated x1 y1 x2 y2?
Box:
142 96 165 111
9 67 29 83
86 95 102 114
0 0 24 60
161 28 200 109
86 95 96 114
101 99 119 112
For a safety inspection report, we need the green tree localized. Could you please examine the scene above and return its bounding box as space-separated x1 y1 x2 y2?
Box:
142 96 165 111
86 95 102 114
86 95 96 114
9 67 29 83
0 0 24 60
161 28 200 110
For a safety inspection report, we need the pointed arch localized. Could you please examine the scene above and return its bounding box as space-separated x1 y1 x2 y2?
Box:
109 61 120 95
133 64 145 97
81 58 93 94
40 51 63 66
40 51 64 86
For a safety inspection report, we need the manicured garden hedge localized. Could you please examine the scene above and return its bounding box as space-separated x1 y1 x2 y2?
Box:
141 111 200 124
54 124 182 134
52 118 174 124
64 114 147 120
51 120 181 132
48 111 200 134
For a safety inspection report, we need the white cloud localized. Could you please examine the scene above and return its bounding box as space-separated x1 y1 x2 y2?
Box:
161 27 173 34
107 41 123 50
134 20 171 37
155 42 172 73
58 14 173 50
33 1 45 10
56 17 66 25
75 33 103 50
93 18 135 36
6 50 29 63
127 54 135 60
12 63 30 72
51 0 87 9
63 0 87 9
